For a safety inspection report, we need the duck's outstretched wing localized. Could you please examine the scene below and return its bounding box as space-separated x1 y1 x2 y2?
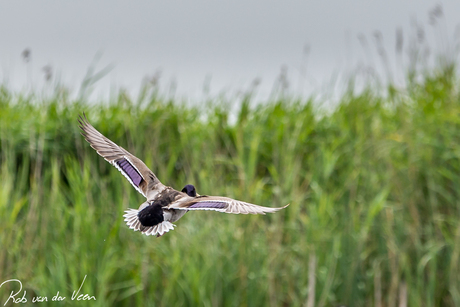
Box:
78 113 165 198
169 196 289 215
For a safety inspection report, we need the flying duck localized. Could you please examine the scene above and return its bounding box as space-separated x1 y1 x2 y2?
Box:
78 114 289 237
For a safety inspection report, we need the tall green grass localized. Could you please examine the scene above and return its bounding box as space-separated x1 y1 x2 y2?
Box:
0 63 459 306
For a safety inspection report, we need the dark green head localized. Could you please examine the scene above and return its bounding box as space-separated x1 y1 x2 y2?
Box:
181 184 197 197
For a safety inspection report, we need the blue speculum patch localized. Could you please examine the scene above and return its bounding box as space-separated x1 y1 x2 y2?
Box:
117 158 142 186
189 202 227 209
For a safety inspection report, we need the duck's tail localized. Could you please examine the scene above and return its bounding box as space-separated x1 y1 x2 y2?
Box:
123 208 176 237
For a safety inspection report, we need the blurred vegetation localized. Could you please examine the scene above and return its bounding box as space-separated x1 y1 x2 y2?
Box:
1 8 460 303
0 61 459 306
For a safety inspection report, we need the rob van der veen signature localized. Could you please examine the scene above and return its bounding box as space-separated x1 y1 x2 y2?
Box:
0 275 96 305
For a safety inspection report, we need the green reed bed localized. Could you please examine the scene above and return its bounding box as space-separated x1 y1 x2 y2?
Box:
0 65 459 306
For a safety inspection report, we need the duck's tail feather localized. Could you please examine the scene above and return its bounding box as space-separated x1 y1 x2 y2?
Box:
123 208 176 237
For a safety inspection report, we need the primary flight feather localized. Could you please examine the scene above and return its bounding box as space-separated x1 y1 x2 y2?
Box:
78 114 289 237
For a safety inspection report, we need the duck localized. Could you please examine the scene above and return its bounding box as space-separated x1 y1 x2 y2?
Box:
78 114 289 237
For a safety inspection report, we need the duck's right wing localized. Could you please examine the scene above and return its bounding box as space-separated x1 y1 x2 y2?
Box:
169 195 289 215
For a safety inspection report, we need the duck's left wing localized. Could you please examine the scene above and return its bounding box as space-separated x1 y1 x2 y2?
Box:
169 196 289 215
78 113 166 198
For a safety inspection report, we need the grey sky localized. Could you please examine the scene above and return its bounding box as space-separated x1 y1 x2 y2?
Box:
0 0 459 100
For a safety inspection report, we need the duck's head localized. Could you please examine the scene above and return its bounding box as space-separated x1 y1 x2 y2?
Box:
181 184 197 197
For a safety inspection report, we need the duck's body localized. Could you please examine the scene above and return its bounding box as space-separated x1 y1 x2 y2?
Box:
78 114 288 237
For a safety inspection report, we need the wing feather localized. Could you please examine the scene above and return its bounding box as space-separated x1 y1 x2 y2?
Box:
78 113 165 197
169 196 289 215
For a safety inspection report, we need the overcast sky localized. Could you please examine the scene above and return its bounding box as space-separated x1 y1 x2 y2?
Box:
0 0 459 101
